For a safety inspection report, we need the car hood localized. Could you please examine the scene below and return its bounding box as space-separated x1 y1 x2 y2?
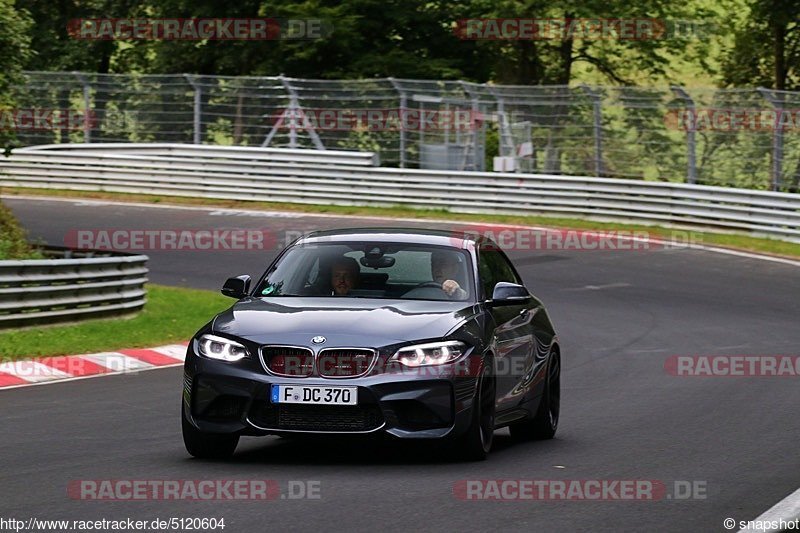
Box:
213 297 478 347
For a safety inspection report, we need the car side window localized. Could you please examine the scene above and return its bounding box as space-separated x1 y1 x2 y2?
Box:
479 244 521 299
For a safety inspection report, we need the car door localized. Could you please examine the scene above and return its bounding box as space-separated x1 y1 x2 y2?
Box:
478 243 538 413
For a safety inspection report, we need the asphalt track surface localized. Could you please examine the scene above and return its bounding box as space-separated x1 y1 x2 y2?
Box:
3 197 800 532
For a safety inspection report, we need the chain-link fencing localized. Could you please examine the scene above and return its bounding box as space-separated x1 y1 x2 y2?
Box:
8 72 800 191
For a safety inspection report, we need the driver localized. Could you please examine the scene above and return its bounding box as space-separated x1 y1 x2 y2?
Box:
431 251 467 300
330 256 360 296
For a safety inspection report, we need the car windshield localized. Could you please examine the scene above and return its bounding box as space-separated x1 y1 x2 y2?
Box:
255 242 474 301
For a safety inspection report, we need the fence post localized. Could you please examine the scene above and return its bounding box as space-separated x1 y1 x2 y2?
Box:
388 77 406 168
279 76 325 150
757 87 784 191
73 72 92 143
488 85 514 160
580 85 604 176
183 74 202 144
279 75 299 148
460 81 483 171
670 86 697 185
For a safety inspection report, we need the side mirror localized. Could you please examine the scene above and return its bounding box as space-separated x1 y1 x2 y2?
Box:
490 282 530 305
221 275 251 299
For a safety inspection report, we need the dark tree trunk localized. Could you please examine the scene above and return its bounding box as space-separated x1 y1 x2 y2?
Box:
774 21 787 90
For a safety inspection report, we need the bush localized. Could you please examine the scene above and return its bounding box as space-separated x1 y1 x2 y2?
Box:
0 199 39 259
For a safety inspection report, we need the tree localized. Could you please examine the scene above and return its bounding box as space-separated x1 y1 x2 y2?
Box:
463 0 722 86
111 0 483 80
0 0 33 147
16 0 731 87
0 0 37 259
20 0 140 73
722 0 799 90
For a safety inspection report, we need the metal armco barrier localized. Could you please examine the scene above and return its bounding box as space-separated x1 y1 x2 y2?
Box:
0 248 149 328
1 144 799 243
17 143 380 167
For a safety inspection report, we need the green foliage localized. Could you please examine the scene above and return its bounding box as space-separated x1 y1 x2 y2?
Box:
10 0 747 88
483 123 499 170
21 0 132 73
0 0 36 259
50 0 484 79
9 0 790 91
0 201 40 259
461 0 726 85
721 0 799 90
0 0 33 148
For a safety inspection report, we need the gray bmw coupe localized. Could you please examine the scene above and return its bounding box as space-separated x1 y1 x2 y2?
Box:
182 228 560 460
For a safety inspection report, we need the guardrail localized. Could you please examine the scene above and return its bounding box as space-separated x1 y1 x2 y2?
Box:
0 247 148 328
1 144 798 243
17 143 380 167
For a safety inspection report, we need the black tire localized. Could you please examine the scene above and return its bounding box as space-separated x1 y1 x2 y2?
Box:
455 363 496 461
510 350 560 441
182 411 240 459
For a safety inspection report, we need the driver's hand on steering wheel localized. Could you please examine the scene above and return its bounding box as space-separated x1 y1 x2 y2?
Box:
442 279 462 296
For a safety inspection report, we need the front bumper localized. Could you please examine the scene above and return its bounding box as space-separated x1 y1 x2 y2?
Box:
183 351 480 440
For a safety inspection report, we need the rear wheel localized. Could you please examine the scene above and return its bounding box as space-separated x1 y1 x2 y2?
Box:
510 350 560 441
455 363 496 461
182 410 239 459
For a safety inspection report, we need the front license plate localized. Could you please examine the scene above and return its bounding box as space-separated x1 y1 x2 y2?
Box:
271 384 357 406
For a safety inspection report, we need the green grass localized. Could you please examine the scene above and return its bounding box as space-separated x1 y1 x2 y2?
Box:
0 284 230 360
3 187 800 259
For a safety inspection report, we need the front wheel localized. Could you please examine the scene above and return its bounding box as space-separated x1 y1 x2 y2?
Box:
454 364 496 461
510 350 560 441
182 411 240 459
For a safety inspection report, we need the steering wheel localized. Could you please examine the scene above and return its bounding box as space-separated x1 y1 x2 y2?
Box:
402 281 448 299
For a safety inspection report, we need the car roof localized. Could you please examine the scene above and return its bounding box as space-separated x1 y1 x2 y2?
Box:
296 227 483 248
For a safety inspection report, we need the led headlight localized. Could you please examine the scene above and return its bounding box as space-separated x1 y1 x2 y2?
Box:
393 340 467 367
197 334 248 362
